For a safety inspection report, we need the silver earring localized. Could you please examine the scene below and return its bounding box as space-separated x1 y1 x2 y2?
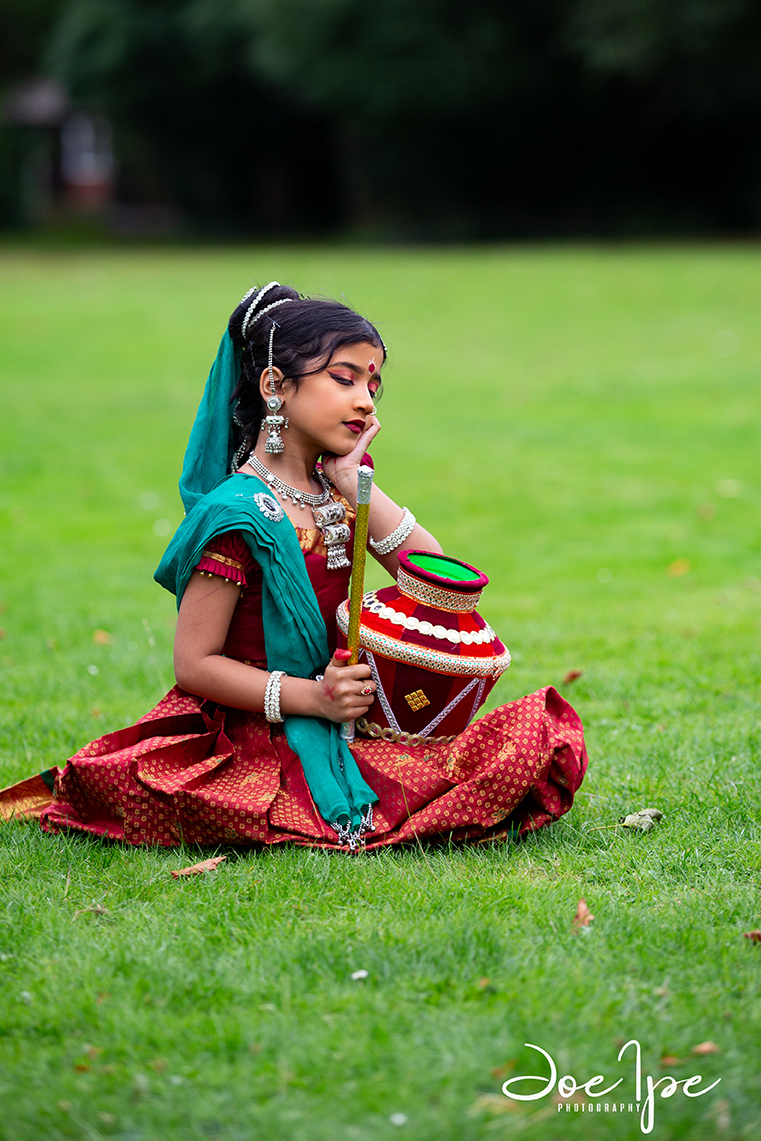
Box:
262 321 288 454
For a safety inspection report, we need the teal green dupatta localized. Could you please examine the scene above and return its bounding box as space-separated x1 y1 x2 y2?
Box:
154 330 377 832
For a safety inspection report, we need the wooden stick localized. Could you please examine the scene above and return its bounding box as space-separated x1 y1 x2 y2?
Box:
340 465 374 742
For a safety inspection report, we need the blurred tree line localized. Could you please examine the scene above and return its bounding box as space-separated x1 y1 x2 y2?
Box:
3 0 761 236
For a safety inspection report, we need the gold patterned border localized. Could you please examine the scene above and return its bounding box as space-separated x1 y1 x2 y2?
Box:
396 566 481 612
202 550 247 573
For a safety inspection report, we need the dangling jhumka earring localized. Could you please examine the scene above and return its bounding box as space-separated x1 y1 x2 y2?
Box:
262 321 288 455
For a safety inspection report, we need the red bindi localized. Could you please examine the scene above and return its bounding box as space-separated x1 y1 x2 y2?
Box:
368 362 376 373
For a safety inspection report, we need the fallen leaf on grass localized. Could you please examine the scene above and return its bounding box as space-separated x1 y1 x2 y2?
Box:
572 899 594 930
743 930 761 943
490 1060 516 1079
667 558 690 578
476 977 491 989
707 1098 732 1131
692 1041 720 1055
660 1055 681 1067
563 670 583 685
72 903 111 920
132 1073 150 1096
170 855 226 878
93 629 113 644
468 1093 522 1117
620 807 664 832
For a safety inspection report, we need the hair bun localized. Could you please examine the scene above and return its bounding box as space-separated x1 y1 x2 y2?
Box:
228 282 300 346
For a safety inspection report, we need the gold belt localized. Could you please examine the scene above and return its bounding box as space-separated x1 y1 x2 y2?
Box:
355 717 457 749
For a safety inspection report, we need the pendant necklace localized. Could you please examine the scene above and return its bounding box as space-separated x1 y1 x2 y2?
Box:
246 453 351 570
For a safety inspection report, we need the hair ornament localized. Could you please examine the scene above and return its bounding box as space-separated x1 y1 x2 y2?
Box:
237 285 258 307
243 297 297 340
267 321 278 386
241 281 282 340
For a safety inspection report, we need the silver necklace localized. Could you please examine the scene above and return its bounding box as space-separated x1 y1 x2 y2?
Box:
247 453 330 509
245 452 352 571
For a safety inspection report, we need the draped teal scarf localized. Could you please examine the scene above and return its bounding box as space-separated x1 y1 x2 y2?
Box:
154 330 377 830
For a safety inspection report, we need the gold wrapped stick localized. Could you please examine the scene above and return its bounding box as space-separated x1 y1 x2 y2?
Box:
340 464 375 742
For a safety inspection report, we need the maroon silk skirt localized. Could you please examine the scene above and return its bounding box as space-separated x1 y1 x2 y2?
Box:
0 685 589 848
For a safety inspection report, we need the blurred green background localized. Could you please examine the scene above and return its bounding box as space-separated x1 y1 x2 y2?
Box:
3 0 761 238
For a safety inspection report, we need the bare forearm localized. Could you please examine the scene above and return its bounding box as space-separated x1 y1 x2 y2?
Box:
174 653 324 716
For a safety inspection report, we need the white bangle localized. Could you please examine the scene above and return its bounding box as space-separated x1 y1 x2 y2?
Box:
264 670 285 723
369 507 416 556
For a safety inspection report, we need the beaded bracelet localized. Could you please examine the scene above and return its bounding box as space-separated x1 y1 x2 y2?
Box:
369 507 416 556
264 670 286 723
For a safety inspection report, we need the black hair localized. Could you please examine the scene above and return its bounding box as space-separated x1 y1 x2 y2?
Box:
228 283 386 468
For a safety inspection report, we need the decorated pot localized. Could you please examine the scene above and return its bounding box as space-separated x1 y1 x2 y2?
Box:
336 550 511 747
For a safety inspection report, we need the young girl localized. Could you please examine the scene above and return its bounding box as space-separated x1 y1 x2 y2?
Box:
2 283 587 849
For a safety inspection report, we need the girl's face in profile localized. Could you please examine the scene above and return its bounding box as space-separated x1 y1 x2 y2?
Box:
279 341 383 456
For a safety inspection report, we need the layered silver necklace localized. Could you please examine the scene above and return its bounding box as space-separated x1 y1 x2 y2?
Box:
246 453 351 570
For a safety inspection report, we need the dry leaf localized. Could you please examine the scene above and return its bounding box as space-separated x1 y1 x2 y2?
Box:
572 899 594 930
620 807 664 832
476 977 491 989
691 1041 720 1055
563 670 583 685
170 855 226 878
660 1055 680 1067
490 1060 516 1079
0 629 6 641
743 930 761 943
468 1094 521 1118
93 629 113 644
73 903 111 920
667 558 690 577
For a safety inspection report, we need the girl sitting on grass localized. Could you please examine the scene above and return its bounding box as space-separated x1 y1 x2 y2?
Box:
2 283 587 850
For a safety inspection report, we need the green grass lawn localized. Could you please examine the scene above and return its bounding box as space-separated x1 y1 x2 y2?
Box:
0 243 759 1141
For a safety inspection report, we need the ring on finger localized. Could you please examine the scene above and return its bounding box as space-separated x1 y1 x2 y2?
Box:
360 684 374 696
